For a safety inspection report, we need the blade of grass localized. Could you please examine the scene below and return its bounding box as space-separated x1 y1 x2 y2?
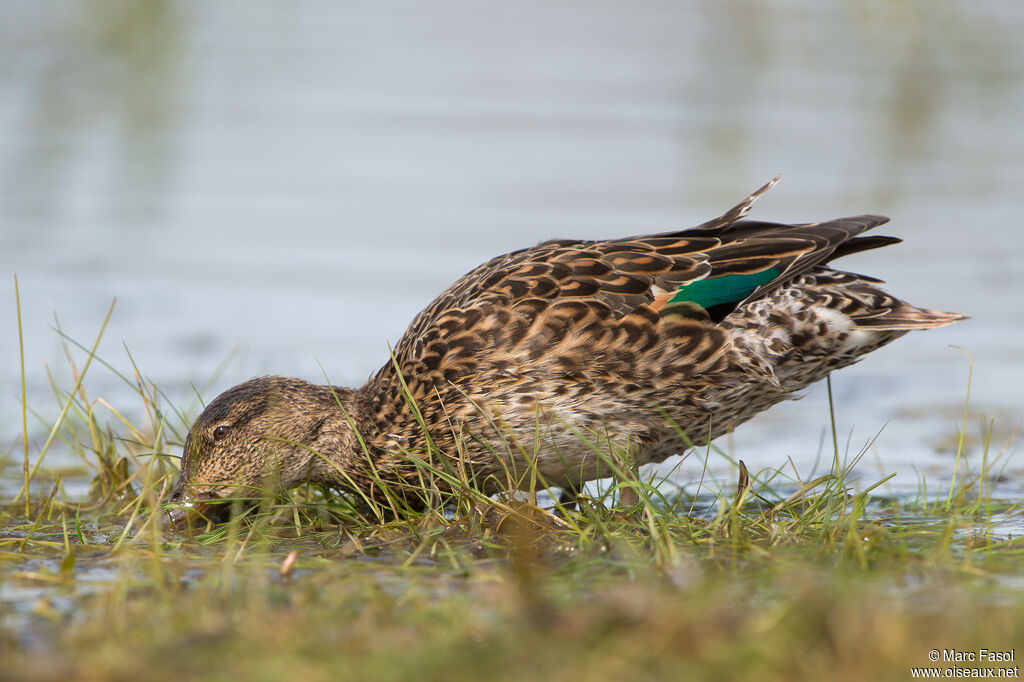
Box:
14 298 117 505
15 274 30 517
826 375 840 477
946 346 973 512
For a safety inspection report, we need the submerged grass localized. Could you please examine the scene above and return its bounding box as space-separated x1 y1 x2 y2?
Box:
2 302 1022 682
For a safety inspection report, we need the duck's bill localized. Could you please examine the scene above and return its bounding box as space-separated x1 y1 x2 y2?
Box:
166 500 218 528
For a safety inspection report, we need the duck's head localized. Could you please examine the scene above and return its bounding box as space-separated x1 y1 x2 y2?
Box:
166 376 352 525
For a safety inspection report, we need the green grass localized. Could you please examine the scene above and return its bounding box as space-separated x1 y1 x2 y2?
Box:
1 305 1022 682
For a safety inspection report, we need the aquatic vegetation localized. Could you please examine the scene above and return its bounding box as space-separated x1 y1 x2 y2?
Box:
1 302 1020 682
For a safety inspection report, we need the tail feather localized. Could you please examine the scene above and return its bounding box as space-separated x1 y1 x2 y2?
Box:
832 235 902 259
853 304 966 331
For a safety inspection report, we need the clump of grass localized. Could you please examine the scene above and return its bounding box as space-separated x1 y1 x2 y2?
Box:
2 301 1022 682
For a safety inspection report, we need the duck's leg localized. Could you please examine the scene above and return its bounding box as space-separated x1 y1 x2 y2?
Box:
613 442 643 510
616 466 641 510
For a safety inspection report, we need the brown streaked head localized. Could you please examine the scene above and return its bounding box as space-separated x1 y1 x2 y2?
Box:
166 376 355 525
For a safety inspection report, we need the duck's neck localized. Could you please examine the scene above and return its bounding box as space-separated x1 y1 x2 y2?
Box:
300 383 379 491
305 372 440 502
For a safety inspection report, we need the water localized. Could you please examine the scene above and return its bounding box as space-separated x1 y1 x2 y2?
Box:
1 0 1022 499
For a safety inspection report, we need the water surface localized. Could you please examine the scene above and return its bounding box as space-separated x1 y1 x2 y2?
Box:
1 0 1021 498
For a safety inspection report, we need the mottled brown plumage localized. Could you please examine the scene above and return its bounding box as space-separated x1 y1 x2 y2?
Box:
167 178 963 521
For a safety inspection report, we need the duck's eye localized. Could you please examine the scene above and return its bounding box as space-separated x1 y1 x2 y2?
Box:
212 424 231 442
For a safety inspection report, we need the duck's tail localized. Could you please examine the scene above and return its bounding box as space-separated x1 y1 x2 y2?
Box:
851 303 966 331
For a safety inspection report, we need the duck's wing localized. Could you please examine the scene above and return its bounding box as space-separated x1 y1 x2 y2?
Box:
379 179 902 391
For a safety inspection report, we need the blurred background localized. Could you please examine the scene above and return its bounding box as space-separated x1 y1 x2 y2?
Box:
1 0 1021 496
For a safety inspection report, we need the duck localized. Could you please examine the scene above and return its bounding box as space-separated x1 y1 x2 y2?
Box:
166 177 963 522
